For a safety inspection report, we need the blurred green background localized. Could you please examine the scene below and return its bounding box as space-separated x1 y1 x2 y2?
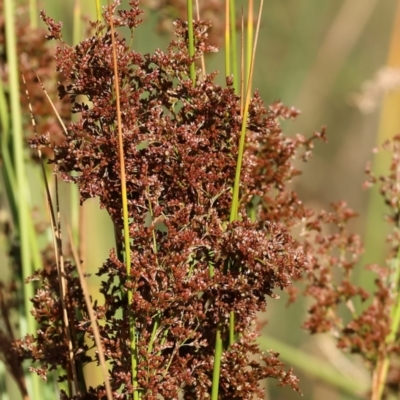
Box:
6 0 400 399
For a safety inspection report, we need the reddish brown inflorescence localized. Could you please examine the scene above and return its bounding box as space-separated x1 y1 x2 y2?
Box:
297 136 400 398
26 1 328 398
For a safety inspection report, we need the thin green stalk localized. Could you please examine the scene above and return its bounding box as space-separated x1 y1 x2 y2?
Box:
73 0 82 46
0 79 18 224
147 197 161 355
210 251 223 399
108 3 139 398
0 85 44 279
229 0 263 223
187 0 196 85
148 315 161 354
0 361 9 400
211 3 263 397
228 0 263 354
28 0 38 29
246 0 254 90
95 0 102 21
4 1 40 399
225 0 231 78
71 0 82 258
4 0 30 348
229 0 239 94
211 327 223 400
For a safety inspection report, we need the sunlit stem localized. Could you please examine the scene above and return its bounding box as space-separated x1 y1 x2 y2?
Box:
187 0 196 85
107 1 140 398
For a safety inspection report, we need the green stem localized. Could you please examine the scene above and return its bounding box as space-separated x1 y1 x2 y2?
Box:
211 326 223 400
95 0 102 21
148 315 160 354
4 0 40 398
29 0 37 29
0 79 18 225
108 5 139 398
225 0 231 78
246 0 254 90
187 0 196 85
229 0 238 94
211 1 252 395
73 1 81 46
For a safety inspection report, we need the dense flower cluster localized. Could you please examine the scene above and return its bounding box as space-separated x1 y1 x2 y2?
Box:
26 1 325 399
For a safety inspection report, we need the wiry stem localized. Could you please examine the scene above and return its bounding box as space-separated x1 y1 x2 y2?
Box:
187 0 196 85
108 2 140 398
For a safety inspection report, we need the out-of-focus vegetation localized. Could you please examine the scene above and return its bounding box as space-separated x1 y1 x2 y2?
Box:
1 0 400 399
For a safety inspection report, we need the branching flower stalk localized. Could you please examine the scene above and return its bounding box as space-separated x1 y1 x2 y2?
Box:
23 1 325 398
5 1 400 399
107 2 140 398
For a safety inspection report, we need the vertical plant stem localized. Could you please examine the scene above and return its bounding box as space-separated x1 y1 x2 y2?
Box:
211 327 223 400
211 4 233 395
225 0 231 78
228 0 263 348
4 1 40 398
240 12 244 114
246 0 254 90
73 0 82 46
229 0 263 223
28 0 37 29
95 0 102 22
71 0 84 261
212 3 263 397
194 0 206 76
229 0 239 94
187 0 196 85
0 79 18 224
107 3 139 398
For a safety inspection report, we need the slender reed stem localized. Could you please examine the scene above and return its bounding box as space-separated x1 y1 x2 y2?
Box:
246 0 254 90
28 0 37 29
95 0 102 21
73 0 81 46
229 0 239 94
0 79 18 223
225 0 231 78
212 3 263 396
229 0 263 223
226 1 263 350
211 327 223 400
4 1 40 398
108 2 139 398
240 12 245 115
187 0 196 85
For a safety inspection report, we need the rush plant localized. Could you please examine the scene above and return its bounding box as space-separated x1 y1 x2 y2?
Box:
2 1 400 400
25 1 318 398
